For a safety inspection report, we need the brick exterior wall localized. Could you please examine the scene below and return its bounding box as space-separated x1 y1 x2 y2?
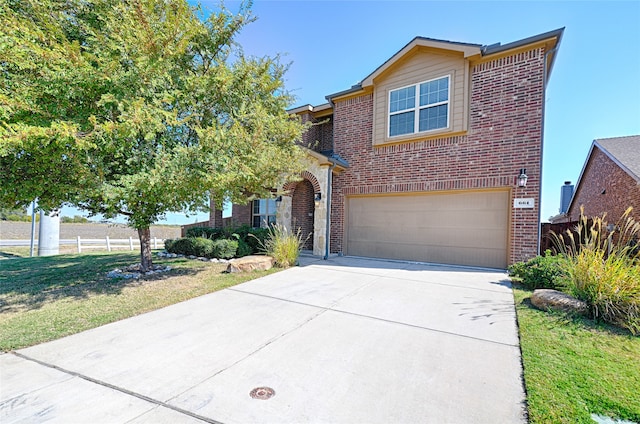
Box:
330 48 546 264
299 112 333 153
208 198 223 228
231 203 252 227
568 147 640 222
291 179 315 250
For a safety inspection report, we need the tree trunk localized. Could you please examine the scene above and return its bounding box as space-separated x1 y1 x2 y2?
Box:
138 227 153 273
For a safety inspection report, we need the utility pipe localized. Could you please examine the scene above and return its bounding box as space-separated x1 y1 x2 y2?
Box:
324 161 337 260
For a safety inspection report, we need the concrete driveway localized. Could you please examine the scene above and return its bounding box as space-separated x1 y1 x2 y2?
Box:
1 256 526 423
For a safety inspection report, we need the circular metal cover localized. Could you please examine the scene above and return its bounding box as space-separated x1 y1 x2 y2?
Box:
249 387 275 400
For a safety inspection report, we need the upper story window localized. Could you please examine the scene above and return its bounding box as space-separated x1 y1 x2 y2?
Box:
388 75 450 137
252 199 276 228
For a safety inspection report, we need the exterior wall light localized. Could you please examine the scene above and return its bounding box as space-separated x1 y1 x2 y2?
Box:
275 195 283 205
517 168 528 188
314 192 322 206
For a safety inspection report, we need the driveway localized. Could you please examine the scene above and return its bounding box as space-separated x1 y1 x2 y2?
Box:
0 256 526 423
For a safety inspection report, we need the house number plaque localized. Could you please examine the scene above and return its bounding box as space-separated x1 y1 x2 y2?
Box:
513 198 535 208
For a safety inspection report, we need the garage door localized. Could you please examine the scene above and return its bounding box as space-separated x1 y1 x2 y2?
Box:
346 190 509 269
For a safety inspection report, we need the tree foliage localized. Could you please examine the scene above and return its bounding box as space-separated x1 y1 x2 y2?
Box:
0 0 308 269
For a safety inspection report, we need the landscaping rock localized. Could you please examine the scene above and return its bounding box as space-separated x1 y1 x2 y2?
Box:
531 289 588 315
226 255 274 273
106 264 172 279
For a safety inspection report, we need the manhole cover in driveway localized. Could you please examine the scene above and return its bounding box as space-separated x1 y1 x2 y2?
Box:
250 387 275 400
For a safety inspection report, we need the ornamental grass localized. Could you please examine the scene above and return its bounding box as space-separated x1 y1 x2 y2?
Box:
551 207 640 334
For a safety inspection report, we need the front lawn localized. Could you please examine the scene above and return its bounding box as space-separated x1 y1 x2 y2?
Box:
0 251 278 352
514 288 640 423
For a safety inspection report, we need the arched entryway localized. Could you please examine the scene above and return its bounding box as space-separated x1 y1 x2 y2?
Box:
291 179 315 250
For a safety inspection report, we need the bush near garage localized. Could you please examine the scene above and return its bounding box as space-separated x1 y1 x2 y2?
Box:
508 250 567 290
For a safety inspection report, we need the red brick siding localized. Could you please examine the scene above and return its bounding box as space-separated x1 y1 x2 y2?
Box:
231 203 252 227
331 48 546 264
299 112 333 153
568 147 640 222
208 198 223 228
291 179 315 250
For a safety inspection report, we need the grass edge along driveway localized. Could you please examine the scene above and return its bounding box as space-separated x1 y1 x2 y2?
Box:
513 287 640 424
0 251 279 352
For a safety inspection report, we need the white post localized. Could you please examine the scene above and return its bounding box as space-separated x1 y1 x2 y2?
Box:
30 200 37 257
129 236 134 251
153 237 158 249
77 236 82 253
106 236 111 252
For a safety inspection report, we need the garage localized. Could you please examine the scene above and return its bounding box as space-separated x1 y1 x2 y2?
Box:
346 190 509 269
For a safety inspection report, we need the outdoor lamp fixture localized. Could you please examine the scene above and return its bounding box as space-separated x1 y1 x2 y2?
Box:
314 192 322 206
275 195 283 206
517 168 528 188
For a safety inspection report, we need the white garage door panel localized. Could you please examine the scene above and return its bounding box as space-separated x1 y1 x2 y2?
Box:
346 191 509 269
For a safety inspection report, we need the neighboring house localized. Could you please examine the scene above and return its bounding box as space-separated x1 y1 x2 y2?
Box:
566 135 640 223
194 28 564 269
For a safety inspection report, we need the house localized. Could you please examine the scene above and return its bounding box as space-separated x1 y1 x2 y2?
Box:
566 135 640 223
194 28 564 269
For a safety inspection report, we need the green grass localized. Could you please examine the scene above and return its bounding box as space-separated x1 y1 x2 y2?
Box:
0 251 279 351
0 247 32 258
514 288 640 423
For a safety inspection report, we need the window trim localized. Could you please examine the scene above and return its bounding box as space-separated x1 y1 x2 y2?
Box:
252 198 276 228
387 74 451 138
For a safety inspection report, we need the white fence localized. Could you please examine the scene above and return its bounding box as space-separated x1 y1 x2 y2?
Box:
0 237 165 253
75 236 164 253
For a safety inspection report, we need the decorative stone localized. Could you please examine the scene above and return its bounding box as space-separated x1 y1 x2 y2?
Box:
531 289 588 315
226 255 274 273
106 264 171 279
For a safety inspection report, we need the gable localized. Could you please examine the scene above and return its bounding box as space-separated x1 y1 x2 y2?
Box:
372 48 468 146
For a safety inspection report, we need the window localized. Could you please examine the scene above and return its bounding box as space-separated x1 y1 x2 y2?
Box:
252 199 276 228
388 75 449 137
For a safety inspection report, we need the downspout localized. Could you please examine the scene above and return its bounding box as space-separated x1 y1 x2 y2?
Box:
538 44 559 254
324 161 336 260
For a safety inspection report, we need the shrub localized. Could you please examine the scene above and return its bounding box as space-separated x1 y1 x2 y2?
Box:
508 250 567 290
164 239 175 251
254 224 308 268
184 225 268 255
551 207 640 334
212 239 237 259
185 227 224 240
244 227 269 254
166 237 214 258
236 239 252 258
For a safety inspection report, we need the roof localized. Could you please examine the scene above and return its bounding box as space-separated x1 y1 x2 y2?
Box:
566 135 640 213
303 147 349 172
325 28 564 102
595 135 640 182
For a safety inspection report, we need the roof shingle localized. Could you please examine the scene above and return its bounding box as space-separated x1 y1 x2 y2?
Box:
595 135 640 181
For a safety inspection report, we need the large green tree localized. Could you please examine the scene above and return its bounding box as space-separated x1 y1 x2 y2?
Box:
0 0 307 270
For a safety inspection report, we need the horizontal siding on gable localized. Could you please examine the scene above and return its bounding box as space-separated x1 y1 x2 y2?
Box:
373 49 467 145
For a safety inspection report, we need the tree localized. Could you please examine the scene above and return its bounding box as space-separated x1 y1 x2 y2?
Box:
0 0 308 271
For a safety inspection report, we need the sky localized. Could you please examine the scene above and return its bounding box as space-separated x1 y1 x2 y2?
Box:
64 0 640 225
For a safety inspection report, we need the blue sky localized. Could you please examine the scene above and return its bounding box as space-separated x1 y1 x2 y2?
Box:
64 0 640 225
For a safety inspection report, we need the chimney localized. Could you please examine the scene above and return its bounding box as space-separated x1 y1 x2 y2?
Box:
559 181 574 213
